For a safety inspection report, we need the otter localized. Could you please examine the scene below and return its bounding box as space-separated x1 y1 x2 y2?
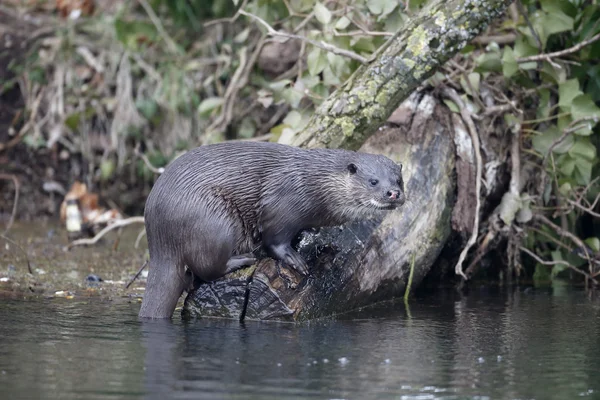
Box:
139 141 405 319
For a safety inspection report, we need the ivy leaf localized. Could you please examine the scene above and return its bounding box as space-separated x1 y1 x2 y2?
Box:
585 237 600 253
502 47 518 78
314 2 332 25
568 138 596 161
367 0 397 16
474 52 502 73
460 72 480 97
335 16 352 30
197 97 224 116
532 125 573 155
571 94 600 121
574 157 593 185
307 47 328 76
443 99 459 113
558 79 582 111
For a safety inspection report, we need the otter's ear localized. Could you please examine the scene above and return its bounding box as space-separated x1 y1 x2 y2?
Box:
347 163 357 174
397 162 403 172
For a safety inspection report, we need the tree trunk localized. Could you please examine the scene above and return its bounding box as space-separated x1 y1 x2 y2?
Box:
182 0 513 321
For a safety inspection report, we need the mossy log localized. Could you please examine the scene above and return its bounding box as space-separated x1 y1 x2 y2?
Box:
183 93 455 321
182 0 512 320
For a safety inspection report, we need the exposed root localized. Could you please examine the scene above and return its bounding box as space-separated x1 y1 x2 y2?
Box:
442 87 483 280
68 216 145 249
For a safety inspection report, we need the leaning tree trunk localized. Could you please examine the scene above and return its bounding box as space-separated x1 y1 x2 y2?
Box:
183 0 513 321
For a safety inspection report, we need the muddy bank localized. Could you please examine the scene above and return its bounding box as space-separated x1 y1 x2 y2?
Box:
0 220 150 306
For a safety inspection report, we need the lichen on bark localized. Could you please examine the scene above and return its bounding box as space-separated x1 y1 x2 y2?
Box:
291 0 511 151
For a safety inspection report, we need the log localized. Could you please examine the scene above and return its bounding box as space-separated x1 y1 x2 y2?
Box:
183 92 456 321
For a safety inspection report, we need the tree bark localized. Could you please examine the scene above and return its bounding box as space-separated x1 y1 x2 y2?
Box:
182 0 513 321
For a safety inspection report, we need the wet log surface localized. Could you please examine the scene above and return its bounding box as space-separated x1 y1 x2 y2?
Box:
182 92 456 321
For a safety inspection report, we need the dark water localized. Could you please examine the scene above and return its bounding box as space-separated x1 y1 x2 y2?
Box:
1 288 599 400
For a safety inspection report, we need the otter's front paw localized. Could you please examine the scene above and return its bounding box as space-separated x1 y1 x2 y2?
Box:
269 244 309 276
284 251 309 276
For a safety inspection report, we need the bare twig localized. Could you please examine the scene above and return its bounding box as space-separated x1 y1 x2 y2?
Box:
134 228 146 249
543 117 599 163
443 88 483 280
239 9 368 64
0 174 20 235
534 214 595 266
565 198 600 218
472 33 517 45
137 0 180 54
68 217 145 249
0 234 32 275
125 260 148 289
517 32 600 64
520 246 597 285
134 145 164 174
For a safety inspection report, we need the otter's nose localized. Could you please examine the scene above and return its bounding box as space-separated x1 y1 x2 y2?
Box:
387 190 400 200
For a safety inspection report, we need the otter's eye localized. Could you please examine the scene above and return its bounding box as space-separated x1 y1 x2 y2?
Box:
347 163 357 174
396 178 403 186
369 179 379 186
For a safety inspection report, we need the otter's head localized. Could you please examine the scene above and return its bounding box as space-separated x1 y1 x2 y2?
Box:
344 154 406 215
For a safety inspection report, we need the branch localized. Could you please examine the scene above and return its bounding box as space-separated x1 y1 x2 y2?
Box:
517 32 600 64
520 246 597 285
134 145 164 174
238 9 369 64
0 174 20 235
442 88 483 280
68 217 145 249
543 117 599 163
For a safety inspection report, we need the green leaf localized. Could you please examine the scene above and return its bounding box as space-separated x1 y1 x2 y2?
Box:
136 99 158 120
367 0 397 16
537 88 551 119
558 79 582 111
474 52 502 73
574 157 593 185
532 125 573 155
585 237 600 253
100 159 115 181
335 16 352 30
197 97 224 116
571 94 600 121
282 86 304 108
314 2 332 25
460 72 480 97
539 7 574 35
558 155 576 176
233 28 250 43
307 47 327 76
568 138 596 161
283 110 302 128
502 47 518 78
443 99 459 113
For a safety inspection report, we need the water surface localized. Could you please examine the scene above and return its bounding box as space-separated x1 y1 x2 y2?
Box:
1 288 599 399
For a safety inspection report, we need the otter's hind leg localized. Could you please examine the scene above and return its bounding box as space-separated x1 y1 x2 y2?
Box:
139 258 191 319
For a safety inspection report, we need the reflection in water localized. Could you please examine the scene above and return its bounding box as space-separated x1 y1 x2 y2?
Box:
1 287 599 399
